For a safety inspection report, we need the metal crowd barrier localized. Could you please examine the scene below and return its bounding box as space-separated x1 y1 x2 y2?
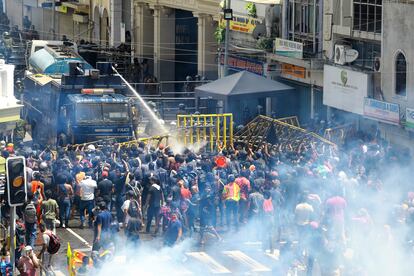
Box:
176 114 234 152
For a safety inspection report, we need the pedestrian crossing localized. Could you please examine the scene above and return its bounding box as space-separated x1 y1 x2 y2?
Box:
222 250 272 272
186 252 232 274
55 242 283 275
181 248 279 275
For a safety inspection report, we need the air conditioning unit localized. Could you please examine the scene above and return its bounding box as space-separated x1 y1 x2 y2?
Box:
334 44 359 65
334 45 349 65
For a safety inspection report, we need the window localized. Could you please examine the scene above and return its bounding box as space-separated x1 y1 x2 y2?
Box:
353 0 382 33
102 104 129 122
395 52 407 96
287 0 320 55
349 40 380 70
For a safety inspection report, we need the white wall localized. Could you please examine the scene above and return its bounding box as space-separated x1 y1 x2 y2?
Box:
382 1 414 111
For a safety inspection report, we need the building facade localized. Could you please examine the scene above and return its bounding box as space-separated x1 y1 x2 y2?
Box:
4 0 91 41
89 0 219 82
381 0 414 152
4 0 219 83
322 0 383 136
264 0 325 124
0 60 22 141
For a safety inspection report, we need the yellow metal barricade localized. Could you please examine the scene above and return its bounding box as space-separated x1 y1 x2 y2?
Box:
177 113 233 151
277 116 300 127
324 123 356 145
65 135 169 150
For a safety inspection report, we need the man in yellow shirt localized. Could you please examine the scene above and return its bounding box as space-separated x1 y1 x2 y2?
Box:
0 155 5 175
222 174 240 231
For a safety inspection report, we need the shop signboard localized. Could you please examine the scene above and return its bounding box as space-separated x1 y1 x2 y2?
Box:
281 63 306 79
220 54 264 76
363 98 400 125
220 16 261 34
323 65 371 115
274 38 303 59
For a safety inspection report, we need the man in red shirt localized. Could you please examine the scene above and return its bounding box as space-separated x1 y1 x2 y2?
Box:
17 246 39 276
235 170 251 224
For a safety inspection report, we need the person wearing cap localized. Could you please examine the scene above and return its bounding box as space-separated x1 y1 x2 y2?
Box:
6 143 14 154
17 246 39 276
222 174 241 231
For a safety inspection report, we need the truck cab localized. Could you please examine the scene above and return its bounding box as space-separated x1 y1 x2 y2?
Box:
60 90 133 144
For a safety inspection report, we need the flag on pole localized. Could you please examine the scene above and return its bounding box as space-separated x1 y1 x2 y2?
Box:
67 242 75 276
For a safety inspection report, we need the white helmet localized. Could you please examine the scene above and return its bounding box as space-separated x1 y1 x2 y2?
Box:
39 162 48 170
87 144 96 151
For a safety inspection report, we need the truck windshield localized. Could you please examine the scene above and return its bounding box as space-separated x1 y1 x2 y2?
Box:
76 103 129 123
102 103 129 122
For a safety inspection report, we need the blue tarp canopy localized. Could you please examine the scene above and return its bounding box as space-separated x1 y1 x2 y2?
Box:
195 71 294 99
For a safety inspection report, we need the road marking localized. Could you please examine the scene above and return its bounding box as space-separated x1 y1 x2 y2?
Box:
223 250 271 272
243 241 262 246
53 270 66 276
186 252 231 274
65 227 92 248
265 249 280 261
157 255 193 275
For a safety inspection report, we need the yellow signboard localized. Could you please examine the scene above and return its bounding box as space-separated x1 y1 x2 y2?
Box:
57 5 68 13
220 16 261 34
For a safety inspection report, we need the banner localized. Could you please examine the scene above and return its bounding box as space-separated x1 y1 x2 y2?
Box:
363 98 400 125
220 16 261 34
274 38 303 59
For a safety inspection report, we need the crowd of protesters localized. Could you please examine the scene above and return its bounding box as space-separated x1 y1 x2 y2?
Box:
0 126 413 275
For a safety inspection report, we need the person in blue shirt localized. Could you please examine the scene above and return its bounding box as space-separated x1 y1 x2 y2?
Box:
93 201 112 251
164 212 182 247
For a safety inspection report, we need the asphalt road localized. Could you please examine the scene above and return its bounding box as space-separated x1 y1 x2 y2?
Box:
40 219 296 276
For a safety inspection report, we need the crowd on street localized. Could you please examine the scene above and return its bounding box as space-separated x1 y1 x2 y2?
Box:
0 127 413 275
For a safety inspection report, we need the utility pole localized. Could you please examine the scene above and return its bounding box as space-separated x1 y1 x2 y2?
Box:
21 0 24 29
52 0 56 39
223 0 232 77
9 207 16 274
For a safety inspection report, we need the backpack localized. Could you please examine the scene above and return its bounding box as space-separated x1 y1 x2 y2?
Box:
15 221 26 247
128 200 140 218
24 203 37 224
127 181 142 199
46 232 61 254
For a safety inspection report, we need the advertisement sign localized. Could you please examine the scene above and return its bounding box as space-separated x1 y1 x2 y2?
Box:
220 54 264 75
220 16 261 34
405 108 414 129
323 65 371 115
274 38 303 59
364 98 400 125
281 63 306 79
